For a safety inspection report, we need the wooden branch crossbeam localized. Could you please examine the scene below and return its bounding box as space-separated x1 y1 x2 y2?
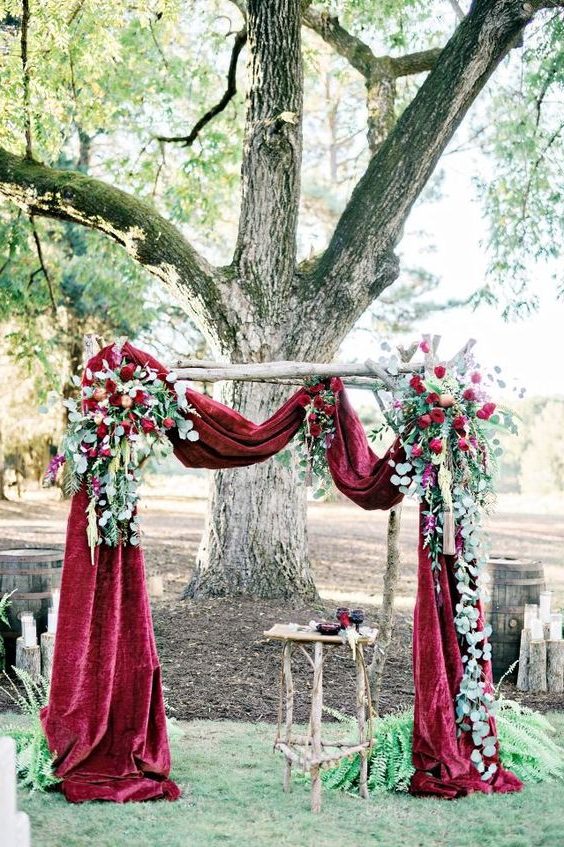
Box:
173 359 414 386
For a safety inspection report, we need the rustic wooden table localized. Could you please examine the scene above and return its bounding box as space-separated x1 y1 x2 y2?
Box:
263 624 376 812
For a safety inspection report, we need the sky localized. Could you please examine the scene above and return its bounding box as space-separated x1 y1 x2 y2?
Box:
341 151 563 400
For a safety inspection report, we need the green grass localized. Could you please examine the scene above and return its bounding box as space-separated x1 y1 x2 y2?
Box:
2 714 564 847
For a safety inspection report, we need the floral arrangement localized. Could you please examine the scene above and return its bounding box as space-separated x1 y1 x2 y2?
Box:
374 348 518 782
296 378 339 496
44 346 199 562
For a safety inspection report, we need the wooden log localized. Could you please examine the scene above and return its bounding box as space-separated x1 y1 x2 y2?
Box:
547 640 564 693
516 628 530 691
14 638 40 681
282 642 294 793
528 640 547 692
310 641 323 813
356 645 369 800
40 632 56 680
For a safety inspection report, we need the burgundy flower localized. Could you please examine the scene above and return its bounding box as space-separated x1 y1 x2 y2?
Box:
120 363 136 382
463 388 477 401
163 417 175 429
324 404 336 417
297 394 311 407
141 418 156 433
308 413 318 423
429 437 443 454
430 408 445 424
313 395 325 410
417 414 432 429
426 392 440 405
483 402 496 417
411 443 423 458
453 415 466 431
105 379 117 394
309 423 322 438
109 392 123 407
434 365 446 379
97 423 108 438
458 437 470 451
409 375 422 389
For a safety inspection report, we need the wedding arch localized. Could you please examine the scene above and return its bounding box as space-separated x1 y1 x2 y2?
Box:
39 335 522 802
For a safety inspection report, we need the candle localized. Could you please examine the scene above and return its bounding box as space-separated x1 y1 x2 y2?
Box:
47 609 58 634
0 737 17 847
21 613 36 648
531 617 544 641
539 591 552 624
523 604 538 630
51 589 60 614
550 613 563 641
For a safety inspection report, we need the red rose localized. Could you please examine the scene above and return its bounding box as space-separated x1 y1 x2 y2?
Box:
313 395 325 409
308 413 317 423
434 365 446 379
483 402 496 417
430 408 445 424
414 382 426 395
109 392 123 407
311 383 325 394
476 409 488 420
418 414 432 429
426 392 440 405
141 418 156 433
329 377 341 392
88 447 97 458
105 379 117 393
458 437 470 451
121 419 132 433
324 404 336 416
411 443 423 458
409 375 422 389
83 398 98 411
297 394 310 407
134 389 149 406
97 423 108 438
99 446 112 458
419 340 431 353
120 363 136 382
463 388 477 401
309 423 322 438
471 372 482 384
453 415 466 431
429 437 443 454
163 417 175 429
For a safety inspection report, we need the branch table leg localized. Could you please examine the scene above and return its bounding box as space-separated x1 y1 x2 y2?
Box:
356 645 369 799
282 642 294 792
310 641 323 812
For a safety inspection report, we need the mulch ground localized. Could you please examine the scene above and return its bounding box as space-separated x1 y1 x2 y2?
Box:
1 495 563 719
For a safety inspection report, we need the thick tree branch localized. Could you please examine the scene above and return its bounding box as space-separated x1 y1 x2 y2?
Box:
156 27 247 147
0 147 234 347
303 0 543 335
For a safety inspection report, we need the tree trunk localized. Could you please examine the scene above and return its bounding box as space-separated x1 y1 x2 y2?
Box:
186 377 316 599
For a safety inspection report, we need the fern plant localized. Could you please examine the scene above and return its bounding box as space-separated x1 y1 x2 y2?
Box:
0 591 15 672
321 700 564 795
1 668 60 791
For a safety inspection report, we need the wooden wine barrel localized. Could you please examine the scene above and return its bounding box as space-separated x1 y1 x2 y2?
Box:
486 556 545 681
0 547 64 636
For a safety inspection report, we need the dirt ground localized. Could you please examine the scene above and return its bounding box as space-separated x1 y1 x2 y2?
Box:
1 484 563 719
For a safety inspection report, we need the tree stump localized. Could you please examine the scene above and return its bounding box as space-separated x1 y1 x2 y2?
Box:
547 641 564 693
15 638 41 681
40 632 56 680
528 640 547 692
516 628 530 691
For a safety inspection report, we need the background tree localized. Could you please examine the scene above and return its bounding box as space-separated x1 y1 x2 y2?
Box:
0 0 562 597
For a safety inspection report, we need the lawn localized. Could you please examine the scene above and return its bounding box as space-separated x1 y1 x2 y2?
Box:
3 713 564 847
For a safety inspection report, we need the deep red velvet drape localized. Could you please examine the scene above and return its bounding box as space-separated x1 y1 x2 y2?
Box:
42 342 521 803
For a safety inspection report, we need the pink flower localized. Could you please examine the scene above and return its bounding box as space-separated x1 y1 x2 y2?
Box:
463 388 477 401
141 418 156 433
411 443 423 458
476 408 488 420
308 413 318 423
429 437 443 454
483 402 496 416
163 417 175 429
453 415 466 431
417 414 432 429
471 372 482 384
458 437 470 451
420 340 431 353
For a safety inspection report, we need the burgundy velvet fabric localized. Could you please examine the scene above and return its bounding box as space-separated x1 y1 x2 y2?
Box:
43 342 521 802
41 489 180 803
